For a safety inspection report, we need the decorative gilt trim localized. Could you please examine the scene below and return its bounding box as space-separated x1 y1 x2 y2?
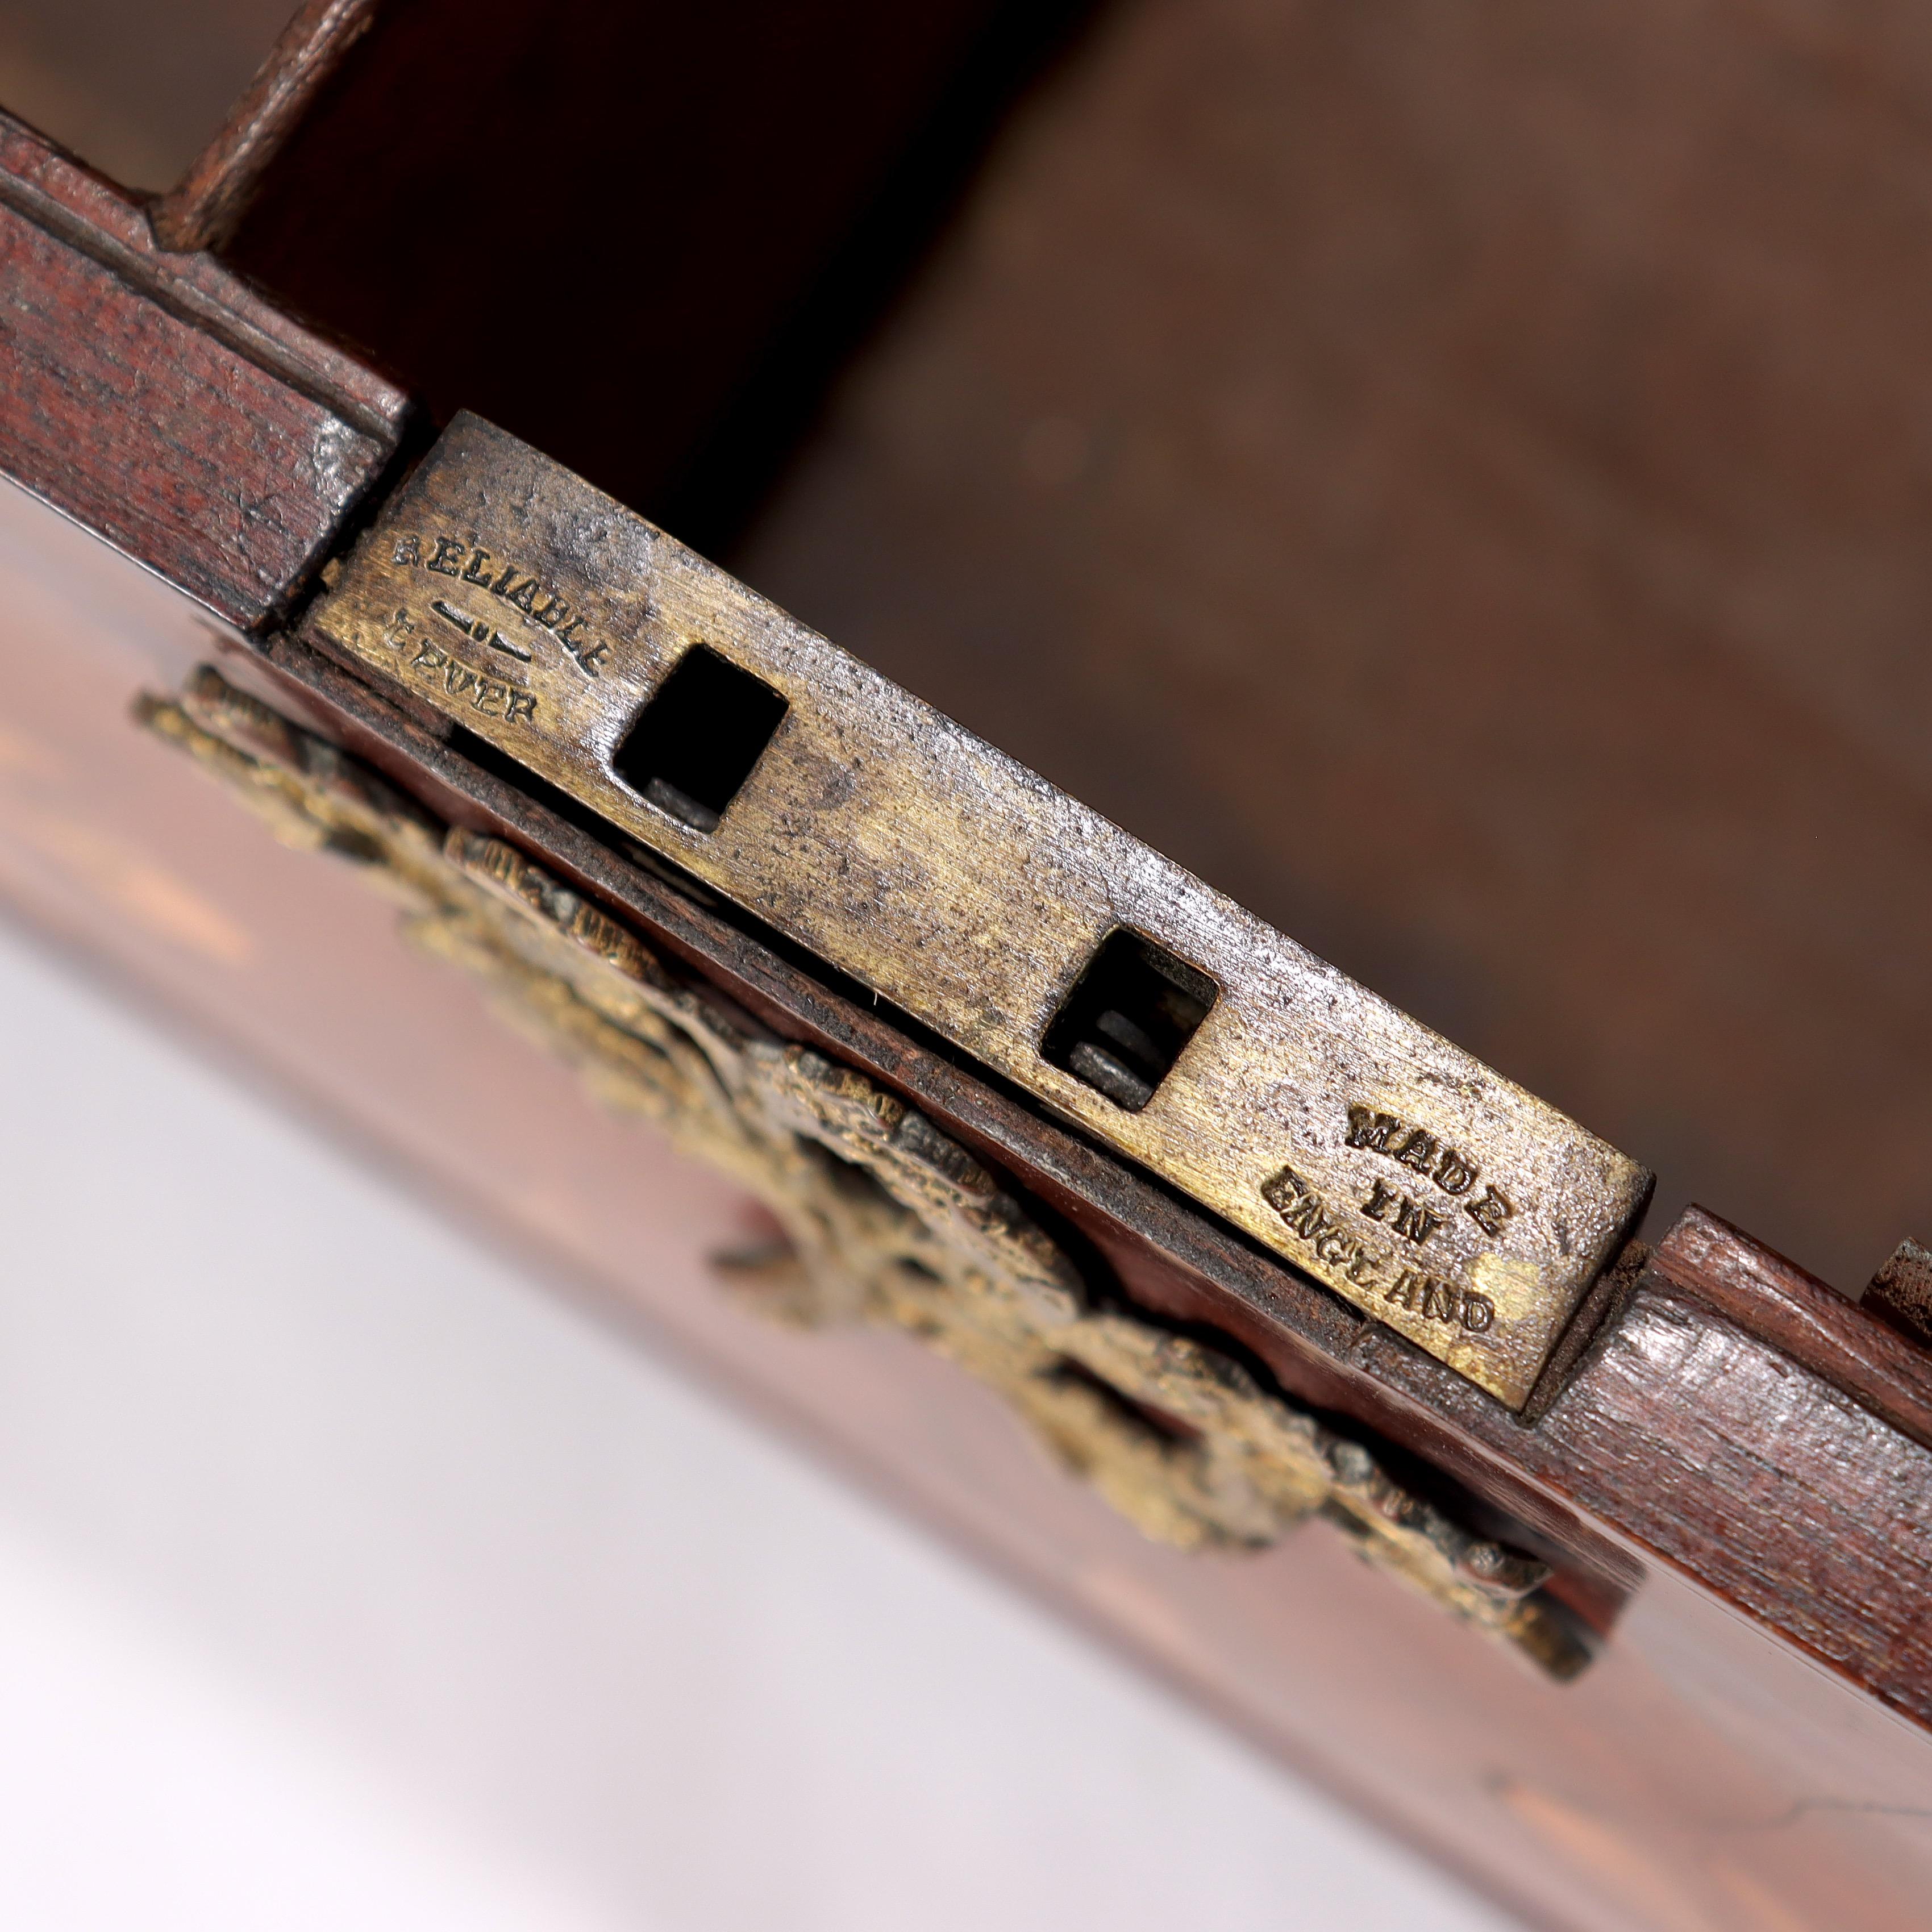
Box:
137 665 1593 1678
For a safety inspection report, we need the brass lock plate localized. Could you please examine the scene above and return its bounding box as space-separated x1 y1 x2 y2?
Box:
306 413 1651 1408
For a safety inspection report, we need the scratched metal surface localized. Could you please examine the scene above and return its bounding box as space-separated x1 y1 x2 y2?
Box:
307 414 1650 1407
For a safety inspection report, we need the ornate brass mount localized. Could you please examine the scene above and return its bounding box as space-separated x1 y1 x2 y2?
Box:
137 664 1593 1679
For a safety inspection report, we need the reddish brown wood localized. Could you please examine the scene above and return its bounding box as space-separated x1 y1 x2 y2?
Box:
151 0 382 255
1340 1216 1932 1729
1867 1239 1932 1348
0 113 406 631
1656 1208 1932 1452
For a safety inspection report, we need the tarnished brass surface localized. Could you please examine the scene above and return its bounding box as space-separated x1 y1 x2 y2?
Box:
305 414 1651 1406
139 664 1593 1676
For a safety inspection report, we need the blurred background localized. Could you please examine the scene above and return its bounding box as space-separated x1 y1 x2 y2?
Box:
5 0 1932 1921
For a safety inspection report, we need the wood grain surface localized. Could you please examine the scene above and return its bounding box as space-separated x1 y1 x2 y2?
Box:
1659 1207 1932 1453
1351 1216 1932 1730
0 111 406 630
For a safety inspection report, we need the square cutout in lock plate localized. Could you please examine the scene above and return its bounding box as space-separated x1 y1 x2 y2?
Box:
1042 928 1218 1111
613 644 788 832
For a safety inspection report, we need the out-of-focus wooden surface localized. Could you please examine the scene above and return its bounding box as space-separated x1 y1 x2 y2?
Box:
738 0 1932 1297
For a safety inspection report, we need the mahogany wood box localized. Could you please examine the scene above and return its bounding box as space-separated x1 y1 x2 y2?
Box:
3 6 1932 1928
